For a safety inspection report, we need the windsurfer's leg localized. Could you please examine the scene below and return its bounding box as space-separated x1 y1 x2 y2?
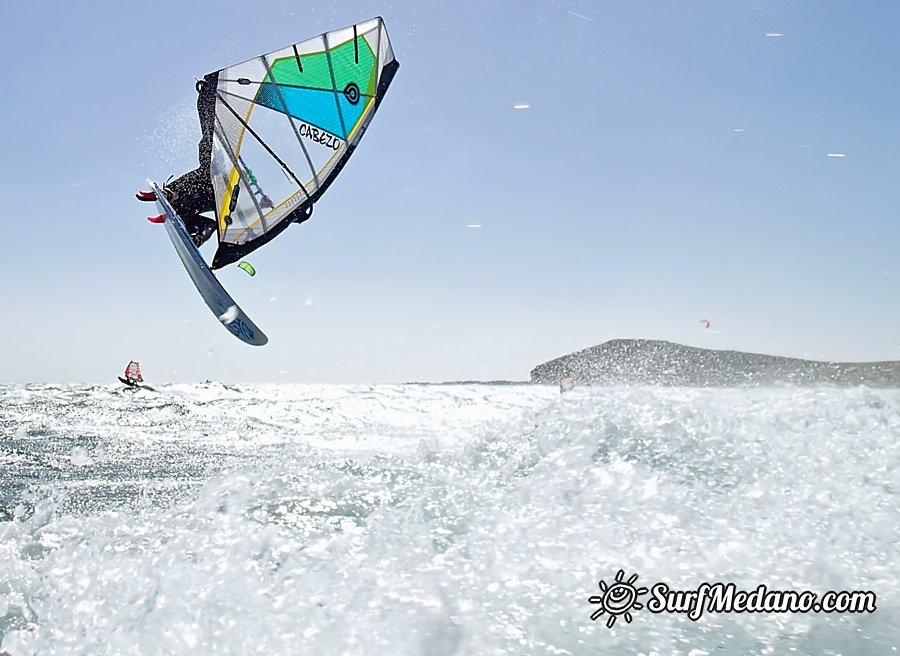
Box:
182 212 217 247
197 216 216 245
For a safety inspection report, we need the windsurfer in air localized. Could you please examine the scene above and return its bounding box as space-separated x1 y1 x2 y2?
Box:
137 73 219 248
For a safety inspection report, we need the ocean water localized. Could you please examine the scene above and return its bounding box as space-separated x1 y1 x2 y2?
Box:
1 383 898 655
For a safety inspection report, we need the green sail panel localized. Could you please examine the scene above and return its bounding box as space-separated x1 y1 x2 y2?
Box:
253 37 377 139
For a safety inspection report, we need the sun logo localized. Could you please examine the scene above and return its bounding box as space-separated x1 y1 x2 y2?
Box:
588 570 648 629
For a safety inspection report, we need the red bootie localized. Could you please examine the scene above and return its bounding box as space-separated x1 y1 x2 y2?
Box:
147 214 166 224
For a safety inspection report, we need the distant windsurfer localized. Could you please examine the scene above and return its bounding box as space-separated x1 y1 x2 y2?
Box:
119 361 144 387
137 73 219 248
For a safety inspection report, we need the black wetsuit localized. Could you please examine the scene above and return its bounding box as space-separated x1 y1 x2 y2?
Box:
165 72 219 246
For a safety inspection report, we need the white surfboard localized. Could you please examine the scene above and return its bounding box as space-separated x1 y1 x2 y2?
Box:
150 180 268 346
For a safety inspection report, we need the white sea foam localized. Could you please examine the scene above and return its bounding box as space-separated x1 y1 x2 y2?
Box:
0 383 898 654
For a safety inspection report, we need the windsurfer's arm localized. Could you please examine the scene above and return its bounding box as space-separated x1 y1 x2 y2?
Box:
195 72 218 169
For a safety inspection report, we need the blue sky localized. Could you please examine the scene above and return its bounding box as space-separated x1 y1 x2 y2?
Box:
2 0 898 383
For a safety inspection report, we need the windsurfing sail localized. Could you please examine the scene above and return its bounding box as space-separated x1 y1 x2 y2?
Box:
205 16 399 269
124 361 143 384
